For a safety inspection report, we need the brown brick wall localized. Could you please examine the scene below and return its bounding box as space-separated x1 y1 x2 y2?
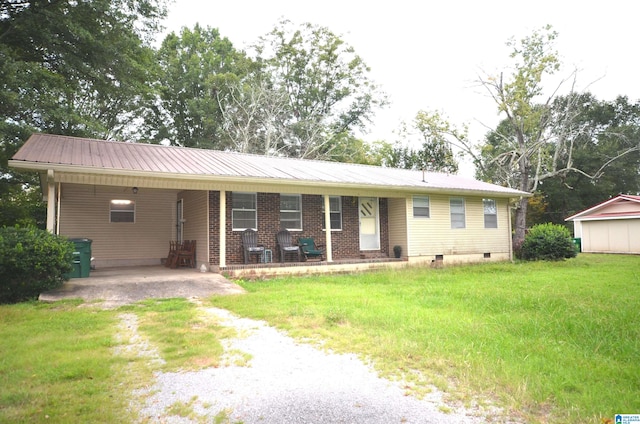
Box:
208 191 220 265
208 191 389 265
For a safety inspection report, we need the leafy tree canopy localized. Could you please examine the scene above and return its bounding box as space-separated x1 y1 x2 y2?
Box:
143 24 253 148
0 0 167 228
250 19 388 159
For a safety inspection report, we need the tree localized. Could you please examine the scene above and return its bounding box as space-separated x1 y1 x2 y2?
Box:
476 26 564 245
420 26 639 246
251 20 388 159
383 111 459 172
144 24 251 148
529 94 640 224
1 0 167 227
1 0 166 139
217 77 292 155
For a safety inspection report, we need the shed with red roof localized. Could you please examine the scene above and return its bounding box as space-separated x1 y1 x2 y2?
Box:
566 194 640 254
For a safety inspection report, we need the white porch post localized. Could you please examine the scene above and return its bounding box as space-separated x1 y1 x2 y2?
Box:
46 170 56 233
219 190 226 268
323 194 333 262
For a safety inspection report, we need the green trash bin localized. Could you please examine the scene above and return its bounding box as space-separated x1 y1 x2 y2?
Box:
67 252 82 278
69 238 92 278
572 237 582 252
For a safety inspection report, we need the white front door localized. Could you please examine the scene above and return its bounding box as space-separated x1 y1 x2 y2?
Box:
359 197 380 250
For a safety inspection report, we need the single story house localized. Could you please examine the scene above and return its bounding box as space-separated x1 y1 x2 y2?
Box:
565 194 640 254
9 133 530 273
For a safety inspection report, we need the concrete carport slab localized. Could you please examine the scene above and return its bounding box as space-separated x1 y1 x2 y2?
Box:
39 266 245 308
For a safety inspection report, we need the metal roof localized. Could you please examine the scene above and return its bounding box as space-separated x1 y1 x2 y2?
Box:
10 133 530 197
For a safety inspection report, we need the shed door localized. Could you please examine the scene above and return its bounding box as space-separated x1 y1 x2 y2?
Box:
359 197 380 250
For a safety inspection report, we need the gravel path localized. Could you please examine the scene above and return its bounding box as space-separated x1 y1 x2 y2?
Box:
134 307 495 423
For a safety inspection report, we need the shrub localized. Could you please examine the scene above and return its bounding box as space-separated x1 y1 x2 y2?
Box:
0 226 74 303
520 223 577 261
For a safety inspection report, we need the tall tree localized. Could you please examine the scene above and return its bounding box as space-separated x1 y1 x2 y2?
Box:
144 24 251 148
1 0 167 227
217 77 292 155
420 26 640 246
529 94 640 224
383 111 459 172
251 20 388 159
1 0 166 139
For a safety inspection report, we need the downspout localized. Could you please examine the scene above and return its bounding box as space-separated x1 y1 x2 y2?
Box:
46 170 55 233
323 194 333 262
219 190 226 268
508 198 515 261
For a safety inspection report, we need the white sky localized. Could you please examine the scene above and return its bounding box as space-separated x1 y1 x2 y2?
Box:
161 0 640 174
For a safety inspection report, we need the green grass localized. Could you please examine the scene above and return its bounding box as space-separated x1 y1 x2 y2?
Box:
0 298 235 423
210 254 640 423
1 255 637 423
128 298 234 371
0 300 132 423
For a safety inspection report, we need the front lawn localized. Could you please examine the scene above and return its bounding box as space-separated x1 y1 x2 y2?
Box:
1 254 637 423
211 254 640 423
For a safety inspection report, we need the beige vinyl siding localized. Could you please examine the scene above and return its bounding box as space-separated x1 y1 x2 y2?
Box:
387 198 408 257
582 219 640 254
178 190 209 267
407 195 510 258
59 184 177 267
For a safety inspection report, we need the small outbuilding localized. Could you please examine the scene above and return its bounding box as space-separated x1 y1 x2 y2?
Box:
565 194 640 254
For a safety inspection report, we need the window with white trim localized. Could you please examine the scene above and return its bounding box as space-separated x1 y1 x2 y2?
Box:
413 196 430 218
110 200 135 223
483 198 498 228
450 197 465 229
280 194 302 230
321 196 342 230
232 192 257 230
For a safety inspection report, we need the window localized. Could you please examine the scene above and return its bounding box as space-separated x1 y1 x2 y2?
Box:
110 200 135 223
413 196 430 218
483 199 498 228
450 197 465 229
232 192 257 230
321 196 342 230
280 194 302 230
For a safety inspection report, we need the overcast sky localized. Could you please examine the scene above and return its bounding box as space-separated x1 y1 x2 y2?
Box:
160 0 640 173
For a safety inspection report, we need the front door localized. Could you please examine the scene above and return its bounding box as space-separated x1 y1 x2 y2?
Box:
176 199 184 242
359 197 380 250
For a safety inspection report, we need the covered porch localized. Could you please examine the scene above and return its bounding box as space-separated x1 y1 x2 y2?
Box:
218 255 407 278
39 180 402 273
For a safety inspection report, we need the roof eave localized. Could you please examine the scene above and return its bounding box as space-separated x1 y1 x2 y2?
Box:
565 194 640 221
8 160 530 198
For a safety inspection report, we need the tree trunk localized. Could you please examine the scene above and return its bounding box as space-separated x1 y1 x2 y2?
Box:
513 197 529 248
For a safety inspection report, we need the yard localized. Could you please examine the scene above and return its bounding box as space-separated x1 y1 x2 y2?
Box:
1 254 638 423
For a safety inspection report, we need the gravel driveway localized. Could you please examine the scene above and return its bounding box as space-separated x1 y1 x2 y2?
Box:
131 307 498 424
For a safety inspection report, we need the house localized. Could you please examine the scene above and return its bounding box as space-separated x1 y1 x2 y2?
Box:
565 194 640 254
9 134 530 274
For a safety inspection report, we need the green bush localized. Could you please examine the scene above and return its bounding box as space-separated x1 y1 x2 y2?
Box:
520 223 577 261
0 226 74 303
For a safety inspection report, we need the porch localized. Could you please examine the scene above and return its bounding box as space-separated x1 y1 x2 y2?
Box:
218 256 408 278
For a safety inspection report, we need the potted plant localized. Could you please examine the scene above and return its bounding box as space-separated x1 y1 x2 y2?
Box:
393 245 402 258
